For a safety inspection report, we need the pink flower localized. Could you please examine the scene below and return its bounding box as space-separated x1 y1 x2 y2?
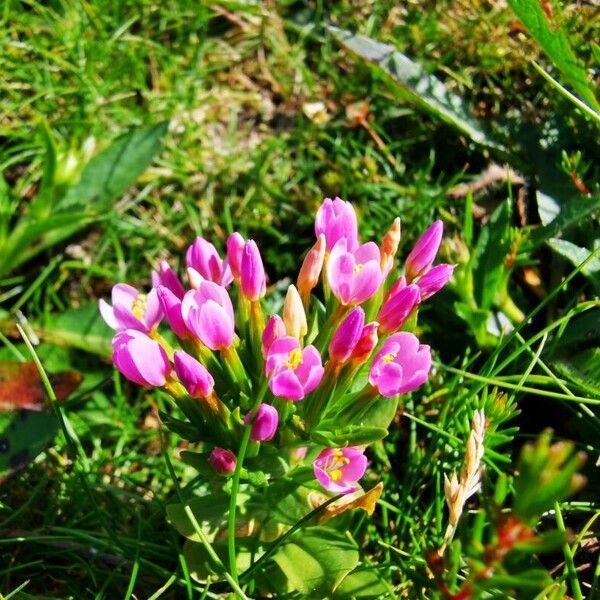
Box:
377 277 421 334
156 286 189 339
226 232 246 280
112 330 170 387
405 220 443 281
262 315 286 357
315 197 359 251
99 284 162 333
417 264 455 300
152 260 185 300
244 404 279 442
329 307 365 363
174 351 214 398
209 448 236 474
181 281 235 350
185 237 233 286
241 240 266 301
313 447 367 494
349 322 379 366
369 332 431 397
327 239 385 305
266 336 324 401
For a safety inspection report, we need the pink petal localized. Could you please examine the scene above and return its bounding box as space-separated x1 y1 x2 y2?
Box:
198 301 234 350
269 369 305 401
99 299 118 330
350 260 383 304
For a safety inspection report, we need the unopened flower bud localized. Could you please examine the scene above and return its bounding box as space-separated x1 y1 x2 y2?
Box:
377 280 421 334
329 307 365 363
350 322 379 366
226 232 246 280
244 404 279 441
208 448 236 474
297 234 326 306
241 240 266 301
283 285 307 340
152 260 185 300
380 217 401 271
262 315 286 357
187 267 203 290
418 264 455 300
173 351 215 399
405 220 443 281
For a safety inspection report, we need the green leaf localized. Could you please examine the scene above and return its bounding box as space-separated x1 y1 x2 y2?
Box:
58 122 169 211
183 538 256 583
547 238 600 289
166 494 231 544
506 0 600 112
311 425 388 447
33 303 113 357
271 526 359 596
0 410 59 484
329 26 505 152
332 567 390 598
553 348 600 397
471 201 512 310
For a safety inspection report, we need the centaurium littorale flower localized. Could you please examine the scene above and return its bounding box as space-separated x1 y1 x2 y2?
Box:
313 447 367 494
315 197 359 251
327 239 385 306
112 330 170 387
181 281 235 350
186 237 233 286
156 285 189 339
208 448 236 474
265 336 324 401
376 277 421 334
369 332 431 397
152 260 185 299
100 284 162 333
262 315 286 358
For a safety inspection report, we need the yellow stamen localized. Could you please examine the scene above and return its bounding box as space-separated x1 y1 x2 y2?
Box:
285 348 303 369
330 469 343 481
382 352 396 363
131 294 147 319
353 263 364 275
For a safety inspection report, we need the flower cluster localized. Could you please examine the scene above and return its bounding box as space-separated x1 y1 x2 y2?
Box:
100 197 453 494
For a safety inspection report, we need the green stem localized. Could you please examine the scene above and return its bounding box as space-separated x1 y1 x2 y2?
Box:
554 501 583 600
227 379 268 590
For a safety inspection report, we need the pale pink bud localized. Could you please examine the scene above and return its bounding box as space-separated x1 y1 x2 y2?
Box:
405 220 443 281
380 217 401 273
208 448 236 474
417 264 455 300
241 240 266 301
297 234 326 303
244 403 279 442
262 315 286 357
173 351 214 398
186 267 203 290
329 307 365 363
283 285 307 339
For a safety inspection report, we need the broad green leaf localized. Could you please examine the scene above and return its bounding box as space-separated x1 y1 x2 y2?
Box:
471 201 512 310
33 303 113 357
329 26 505 152
0 410 59 484
166 494 231 543
507 0 599 112
547 238 600 289
271 526 359 596
58 121 169 210
332 567 390 598
531 193 600 248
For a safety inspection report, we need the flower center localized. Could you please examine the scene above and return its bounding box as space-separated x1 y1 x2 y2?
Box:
353 263 364 275
382 352 397 363
285 348 303 369
325 449 350 481
132 294 147 319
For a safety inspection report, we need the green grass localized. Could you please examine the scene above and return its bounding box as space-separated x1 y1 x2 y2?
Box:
1 0 599 598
